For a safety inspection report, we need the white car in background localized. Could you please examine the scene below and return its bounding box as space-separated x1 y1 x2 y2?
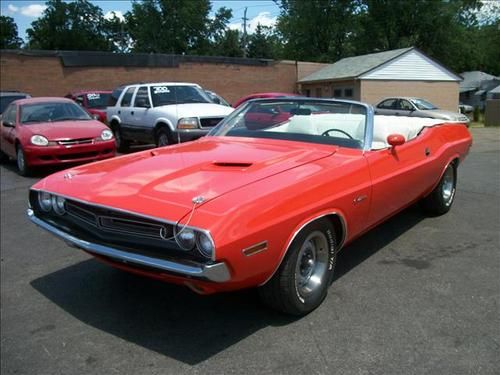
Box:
375 97 470 124
107 82 233 151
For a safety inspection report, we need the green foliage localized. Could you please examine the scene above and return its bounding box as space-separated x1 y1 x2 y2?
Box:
26 0 113 51
125 0 232 55
247 25 282 59
0 16 23 49
212 29 243 57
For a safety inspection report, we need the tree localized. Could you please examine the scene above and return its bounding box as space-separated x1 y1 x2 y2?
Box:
212 29 243 57
125 0 232 55
0 16 23 49
102 12 131 52
247 24 282 59
26 0 112 51
276 0 361 62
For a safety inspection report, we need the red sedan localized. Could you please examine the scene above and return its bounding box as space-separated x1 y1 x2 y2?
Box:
65 90 112 123
0 97 115 176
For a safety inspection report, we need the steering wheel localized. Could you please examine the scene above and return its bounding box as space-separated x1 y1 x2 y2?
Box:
321 128 353 139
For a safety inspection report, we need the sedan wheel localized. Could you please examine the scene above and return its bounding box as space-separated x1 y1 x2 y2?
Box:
16 147 31 176
259 218 337 315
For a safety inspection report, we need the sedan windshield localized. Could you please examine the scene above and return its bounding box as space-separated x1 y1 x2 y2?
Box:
20 102 92 124
86 93 111 109
150 85 211 107
210 99 367 149
411 98 438 110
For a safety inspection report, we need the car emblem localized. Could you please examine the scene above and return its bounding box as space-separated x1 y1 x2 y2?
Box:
63 172 74 180
160 226 169 240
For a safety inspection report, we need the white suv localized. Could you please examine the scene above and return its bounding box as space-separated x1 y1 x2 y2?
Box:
106 82 233 151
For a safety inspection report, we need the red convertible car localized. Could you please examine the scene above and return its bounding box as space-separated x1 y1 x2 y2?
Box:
0 97 116 176
27 98 472 315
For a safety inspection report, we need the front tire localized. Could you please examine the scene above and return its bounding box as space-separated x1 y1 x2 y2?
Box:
156 128 173 147
112 124 130 152
259 218 337 316
421 162 457 216
16 146 31 176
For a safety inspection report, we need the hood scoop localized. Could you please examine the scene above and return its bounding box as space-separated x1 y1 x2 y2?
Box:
212 161 253 168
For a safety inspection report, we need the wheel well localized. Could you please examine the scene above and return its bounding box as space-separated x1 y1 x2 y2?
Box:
154 123 171 141
110 119 119 130
324 214 347 248
15 140 20 151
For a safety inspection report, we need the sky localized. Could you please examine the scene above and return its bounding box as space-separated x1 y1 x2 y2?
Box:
0 0 281 42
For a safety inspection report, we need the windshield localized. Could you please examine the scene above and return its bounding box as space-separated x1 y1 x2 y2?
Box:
150 85 211 106
86 93 111 109
210 99 367 149
20 102 92 124
1 96 26 113
411 98 438 110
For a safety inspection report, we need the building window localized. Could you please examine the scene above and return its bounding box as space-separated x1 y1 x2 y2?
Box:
305 89 311 97
333 89 342 97
315 88 322 98
344 88 353 97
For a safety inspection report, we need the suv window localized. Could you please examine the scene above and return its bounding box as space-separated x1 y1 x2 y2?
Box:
2 105 16 124
120 87 136 107
133 86 150 107
150 85 210 107
378 99 397 109
109 86 124 106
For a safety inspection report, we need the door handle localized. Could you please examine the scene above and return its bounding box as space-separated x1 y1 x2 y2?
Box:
425 147 431 156
131 111 134 115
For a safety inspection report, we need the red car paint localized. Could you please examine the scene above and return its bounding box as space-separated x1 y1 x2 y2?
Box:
232 92 301 108
65 90 112 123
1 97 115 169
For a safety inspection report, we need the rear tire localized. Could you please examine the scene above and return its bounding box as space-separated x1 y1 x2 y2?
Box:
421 162 457 216
259 218 337 316
112 123 130 153
16 146 31 176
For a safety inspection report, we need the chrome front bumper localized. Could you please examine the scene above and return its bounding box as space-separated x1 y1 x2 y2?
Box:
27 209 230 282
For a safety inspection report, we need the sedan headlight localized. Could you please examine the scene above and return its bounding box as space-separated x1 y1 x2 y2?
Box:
51 195 66 215
177 117 199 130
31 135 49 146
100 129 113 141
174 226 196 250
38 191 52 212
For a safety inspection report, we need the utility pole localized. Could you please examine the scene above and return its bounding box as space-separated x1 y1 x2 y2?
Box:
242 7 248 58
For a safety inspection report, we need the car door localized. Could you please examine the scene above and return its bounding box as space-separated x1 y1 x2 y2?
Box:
375 98 397 115
396 99 414 117
1 104 18 157
364 132 435 227
118 87 137 139
128 86 154 143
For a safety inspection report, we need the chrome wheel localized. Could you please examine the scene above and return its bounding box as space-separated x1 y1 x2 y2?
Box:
441 165 455 206
295 231 329 299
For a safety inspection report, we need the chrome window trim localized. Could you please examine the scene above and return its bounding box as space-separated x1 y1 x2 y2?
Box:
259 211 347 286
27 209 229 282
30 189 216 261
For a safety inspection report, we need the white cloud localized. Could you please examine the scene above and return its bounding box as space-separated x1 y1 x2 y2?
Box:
104 11 125 22
228 12 277 34
7 4 19 13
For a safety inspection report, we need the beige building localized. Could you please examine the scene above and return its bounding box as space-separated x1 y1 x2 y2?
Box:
298 47 462 112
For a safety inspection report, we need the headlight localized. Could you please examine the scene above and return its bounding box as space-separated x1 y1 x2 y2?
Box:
31 135 49 146
100 129 113 140
177 117 199 129
38 191 52 212
174 226 196 250
51 195 66 215
196 231 214 259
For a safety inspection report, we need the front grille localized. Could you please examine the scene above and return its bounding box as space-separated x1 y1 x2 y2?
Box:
200 117 223 128
58 152 98 160
58 138 94 146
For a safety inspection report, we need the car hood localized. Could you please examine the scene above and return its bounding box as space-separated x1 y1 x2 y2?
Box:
158 103 234 118
32 137 335 221
23 120 108 140
420 109 468 121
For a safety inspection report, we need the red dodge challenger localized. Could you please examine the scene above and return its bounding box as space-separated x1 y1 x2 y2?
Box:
27 98 472 315
0 97 115 176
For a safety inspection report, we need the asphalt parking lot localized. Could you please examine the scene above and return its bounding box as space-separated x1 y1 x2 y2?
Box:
1 128 499 375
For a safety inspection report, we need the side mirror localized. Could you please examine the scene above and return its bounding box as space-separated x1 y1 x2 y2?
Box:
2 120 14 128
136 98 150 108
387 133 405 147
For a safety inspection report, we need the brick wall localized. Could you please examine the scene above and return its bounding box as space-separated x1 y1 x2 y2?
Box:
360 80 459 112
0 51 320 104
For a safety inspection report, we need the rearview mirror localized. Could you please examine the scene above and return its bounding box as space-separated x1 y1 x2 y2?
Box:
387 133 405 147
2 120 14 128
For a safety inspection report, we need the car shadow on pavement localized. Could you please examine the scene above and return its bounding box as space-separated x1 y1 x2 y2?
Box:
30 204 426 365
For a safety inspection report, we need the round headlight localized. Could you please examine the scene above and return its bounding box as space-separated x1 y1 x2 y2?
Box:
174 226 196 250
31 135 49 146
51 195 66 215
101 129 113 141
196 231 214 259
38 191 52 212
